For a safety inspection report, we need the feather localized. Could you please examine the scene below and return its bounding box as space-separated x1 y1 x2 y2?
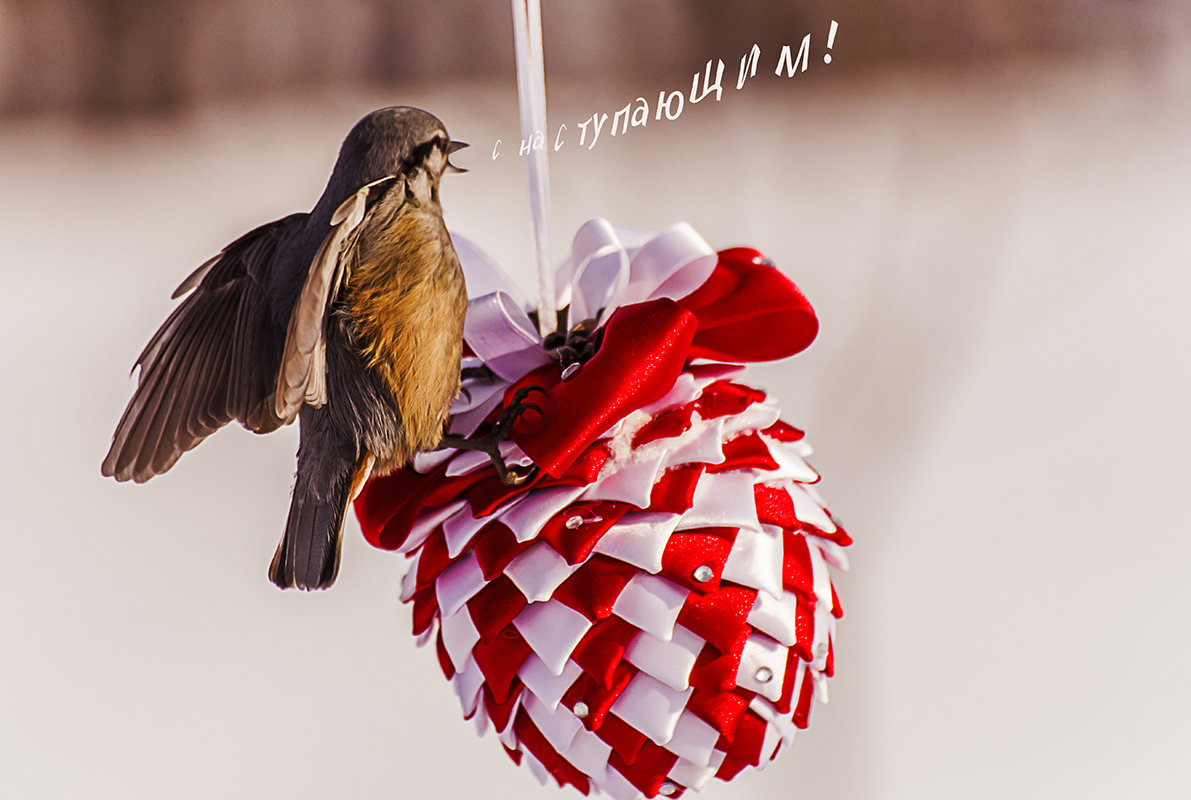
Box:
150 289 239 473
268 458 355 590
136 292 232 480
170 253 219 300
274 175 401 421
106 289 215 481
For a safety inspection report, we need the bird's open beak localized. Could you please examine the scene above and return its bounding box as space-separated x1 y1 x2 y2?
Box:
447 140 469 173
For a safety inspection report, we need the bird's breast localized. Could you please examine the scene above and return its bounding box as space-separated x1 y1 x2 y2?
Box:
344 203 467 464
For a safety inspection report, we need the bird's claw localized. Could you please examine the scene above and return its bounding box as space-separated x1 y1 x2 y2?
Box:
493 457 536 487
440 385 548 486
490 396 544 437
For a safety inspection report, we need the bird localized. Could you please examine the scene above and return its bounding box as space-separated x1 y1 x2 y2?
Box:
102 106 480 590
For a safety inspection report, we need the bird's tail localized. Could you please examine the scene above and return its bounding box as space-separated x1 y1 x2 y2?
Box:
269 477 349 590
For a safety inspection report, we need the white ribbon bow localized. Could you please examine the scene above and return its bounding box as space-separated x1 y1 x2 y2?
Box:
454 218 719 383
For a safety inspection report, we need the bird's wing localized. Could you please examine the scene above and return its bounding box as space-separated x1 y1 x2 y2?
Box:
273 174 402 422
102 213 305 483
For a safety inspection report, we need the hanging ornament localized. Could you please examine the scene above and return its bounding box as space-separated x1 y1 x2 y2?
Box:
354 2 851 796
354 221 850 798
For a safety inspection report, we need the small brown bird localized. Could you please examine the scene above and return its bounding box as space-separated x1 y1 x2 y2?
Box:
102 106 476 590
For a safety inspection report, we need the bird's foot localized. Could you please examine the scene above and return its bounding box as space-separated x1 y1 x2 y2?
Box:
439 385 547 485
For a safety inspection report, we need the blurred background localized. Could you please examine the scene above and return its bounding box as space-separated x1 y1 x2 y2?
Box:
1 0 1185 114
2 2 1189 799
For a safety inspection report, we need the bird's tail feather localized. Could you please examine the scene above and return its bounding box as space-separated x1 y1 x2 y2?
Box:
269 470 352 590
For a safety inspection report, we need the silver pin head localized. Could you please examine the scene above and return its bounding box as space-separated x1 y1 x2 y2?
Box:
692 565 714 583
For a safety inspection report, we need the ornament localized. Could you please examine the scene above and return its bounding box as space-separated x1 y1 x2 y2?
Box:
355 220 850 798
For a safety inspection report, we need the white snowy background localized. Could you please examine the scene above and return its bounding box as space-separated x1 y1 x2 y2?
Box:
1 6 1189 800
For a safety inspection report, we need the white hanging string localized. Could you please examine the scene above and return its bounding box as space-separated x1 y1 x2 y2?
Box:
510 0 557 338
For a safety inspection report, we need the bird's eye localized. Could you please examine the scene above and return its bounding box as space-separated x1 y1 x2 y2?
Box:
409 137 443 166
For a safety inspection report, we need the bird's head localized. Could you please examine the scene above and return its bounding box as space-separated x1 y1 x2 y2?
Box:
325 106 468 209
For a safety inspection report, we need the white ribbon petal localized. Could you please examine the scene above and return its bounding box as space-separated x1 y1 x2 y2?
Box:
446 439 532 477
504 541 578 602
583 449 667 507
453 654 486 717
448 388 507 439
678 470 763 533
609 672 693 746
611 572 688 642
435 551 486 618
523 692 583 754
560 729 612 783
812 604 834 671
659 417 727 469
440 604 482 673
518 654 584 712
812 665 830 703
500 485 587 543
764 436 821 483
399 550 422 602
513 598 592 676
722 525 785 599
666 711 723 767
412 449 454 473
748 695 799 747
623 624 704 692
786 481 838 533
669 753 725 792
442 500 503 557
600 766 647 800
720 402 782 437
523 751 551 787
402 498 466 554
591 512 679 574
639 372 701 415
747 588 798 647
807 539 834 611
811 535 850 571
736 632 787 703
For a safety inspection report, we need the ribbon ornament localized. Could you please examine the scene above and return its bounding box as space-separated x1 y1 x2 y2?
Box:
353 221 845 799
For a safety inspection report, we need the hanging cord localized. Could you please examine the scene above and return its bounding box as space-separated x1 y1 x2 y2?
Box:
510 0 558 338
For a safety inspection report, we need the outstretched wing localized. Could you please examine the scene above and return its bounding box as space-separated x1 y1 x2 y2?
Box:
104 175 404 484
102 214 305 483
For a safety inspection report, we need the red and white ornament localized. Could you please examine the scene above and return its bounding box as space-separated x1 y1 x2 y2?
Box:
355 220 849 798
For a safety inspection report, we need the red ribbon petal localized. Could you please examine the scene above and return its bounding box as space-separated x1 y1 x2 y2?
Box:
679 248 818 362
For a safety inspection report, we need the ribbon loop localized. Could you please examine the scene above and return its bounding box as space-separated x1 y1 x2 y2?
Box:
569 219 630 323
624 222 718 308
464 290 552 382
